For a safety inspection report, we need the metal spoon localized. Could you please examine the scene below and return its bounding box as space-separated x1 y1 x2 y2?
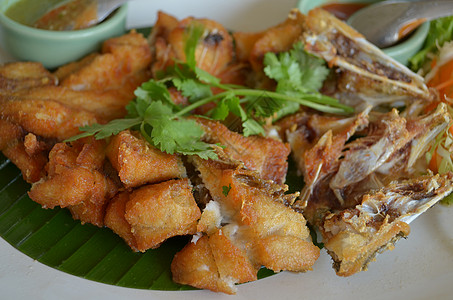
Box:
35 0 129 31
348 0 453 48
96 0 130 24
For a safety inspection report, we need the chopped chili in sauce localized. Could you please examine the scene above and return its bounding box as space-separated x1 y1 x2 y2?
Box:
34 0 98 31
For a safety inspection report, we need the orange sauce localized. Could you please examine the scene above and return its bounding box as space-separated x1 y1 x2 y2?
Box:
398 18 427 40
34 0 97 31
320 3 368 21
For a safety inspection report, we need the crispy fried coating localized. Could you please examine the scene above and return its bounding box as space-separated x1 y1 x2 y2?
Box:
106 179 201 252
0 31 152 142
125 179 201 251
253 235 321 272
321 173 453 277
104 192 138 251
173 153 319 293
1 98 101 140
171 227 257 295
3 137 48 183
69 194 110 227
12 86 137 121
172 235 226 293
106 130 186 189
60 30 151 95
150 12 234 77
148 11 179 44
233 9 305 73
233 169 320 272
28 138 117 226
0 62 58 91
0 31 152 185
0 119 24 150
196 117 290 184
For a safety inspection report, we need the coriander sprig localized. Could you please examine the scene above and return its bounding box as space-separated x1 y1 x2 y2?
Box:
66 23 353 159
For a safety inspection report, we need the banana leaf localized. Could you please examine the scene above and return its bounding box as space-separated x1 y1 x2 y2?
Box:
0 153 281 290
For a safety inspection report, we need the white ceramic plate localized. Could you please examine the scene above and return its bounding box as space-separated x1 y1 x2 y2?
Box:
1 1 452 299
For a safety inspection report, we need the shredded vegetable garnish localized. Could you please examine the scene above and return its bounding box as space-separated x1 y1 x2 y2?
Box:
421 41 453 204
409 16 453 72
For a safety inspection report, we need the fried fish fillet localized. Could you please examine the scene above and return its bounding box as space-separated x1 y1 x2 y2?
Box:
301 8 435 110
171 151 319 294
28 137 118 226
0 31 152 183
105 179 201 252
322 173 453 276
106 130 186 189
196 117 290 184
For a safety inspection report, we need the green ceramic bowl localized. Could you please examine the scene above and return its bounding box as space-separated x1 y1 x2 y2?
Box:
0 0 128 69
297 0 429 65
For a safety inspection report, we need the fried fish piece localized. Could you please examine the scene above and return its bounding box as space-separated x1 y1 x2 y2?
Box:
196 117 290 184
172 151 319 294
28 137 118 226
0 61 58 91
1 98 101 140
171 225 258 295
106 130 186 189
289 104 450 226
104 192 138 251
0 31 152 141
301 8 435 110
322 173 453 276
233 9 305 74
0 31 152 185
105 179 201 252
150 12 233 77
2 135 49 183
59 30 151 93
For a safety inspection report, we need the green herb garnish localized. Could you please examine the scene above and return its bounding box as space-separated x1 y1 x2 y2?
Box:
409 16 453 71
222 184 232 197
66 23 353 159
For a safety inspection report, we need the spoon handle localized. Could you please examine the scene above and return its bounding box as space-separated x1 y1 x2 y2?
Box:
97 0 130 22
402 0 453 23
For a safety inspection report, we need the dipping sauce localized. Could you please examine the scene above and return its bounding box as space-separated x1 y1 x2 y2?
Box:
5 0 98 31
34 0 97 30
4 0 62 26
321 3 368 21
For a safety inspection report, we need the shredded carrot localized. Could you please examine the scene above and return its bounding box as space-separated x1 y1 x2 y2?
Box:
423 101 440 113
428 149 439 173
428 59 453 98
433 77 453 92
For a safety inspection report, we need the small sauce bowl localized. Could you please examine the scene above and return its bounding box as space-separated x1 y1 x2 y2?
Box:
297 0 430 65
0 0 128 69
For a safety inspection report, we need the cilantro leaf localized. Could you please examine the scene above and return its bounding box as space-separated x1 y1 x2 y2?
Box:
264 42 329 94
290 42 330 92
67 29 352 161
262 42 334 119
151 117 216 158
222 184 232 196
65 118 142 142
242 118 266 137
143 101 217 159
134 80 173 107
173 78 213 103
195 67 221 86
184 23 204 69
244 94 283 118
211 99 229 120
